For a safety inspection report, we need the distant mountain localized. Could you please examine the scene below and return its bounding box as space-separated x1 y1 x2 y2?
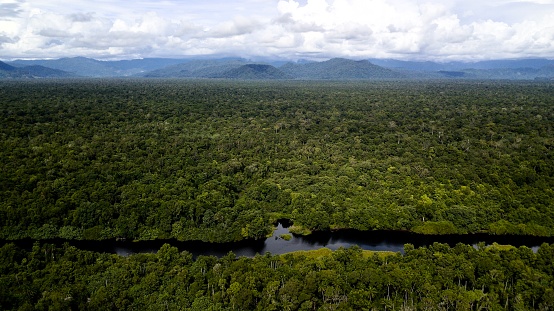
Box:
368 59 452 72
0 61 16 71
0 61 74 78
280 58 405 79
8 57 188 77
218 64 290 79
462 59 554 70
18 65 75 78
104 58 189 73
367 58 554 80
9 57 285 78
9 57 115 77
4 56 554 80
461 66 554 80
142 59 250 78
369 58 554 72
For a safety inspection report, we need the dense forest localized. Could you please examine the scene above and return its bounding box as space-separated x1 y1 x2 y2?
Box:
1 79 554 242
1 242 554 310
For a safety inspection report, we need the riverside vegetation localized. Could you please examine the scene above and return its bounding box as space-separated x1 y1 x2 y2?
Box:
1 242 554 310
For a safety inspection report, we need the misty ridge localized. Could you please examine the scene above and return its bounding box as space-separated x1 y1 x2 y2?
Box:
2 56 554 80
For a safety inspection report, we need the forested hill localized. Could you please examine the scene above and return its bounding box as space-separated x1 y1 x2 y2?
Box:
141 59 251 78
218 64 291 79
1 80 553 242
142 60 291 79
280 58 405 79
0 61 74 78
0 61 15 71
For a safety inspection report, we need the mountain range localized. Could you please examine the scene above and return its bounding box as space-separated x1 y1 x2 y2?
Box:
280 58 404 79
0 61 75 78
1 57 554 80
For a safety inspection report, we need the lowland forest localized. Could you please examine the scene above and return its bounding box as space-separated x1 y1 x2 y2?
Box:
2 79 553 241
1 79 554 310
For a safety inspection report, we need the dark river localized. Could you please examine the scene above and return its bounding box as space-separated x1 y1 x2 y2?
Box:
3 222 554 257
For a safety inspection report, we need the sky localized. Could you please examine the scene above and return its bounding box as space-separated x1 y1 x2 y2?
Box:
1 0 554 61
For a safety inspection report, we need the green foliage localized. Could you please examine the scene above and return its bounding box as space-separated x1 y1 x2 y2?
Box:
287 225 312 236
280 234 292 241
413 221 458 234
2 242 554 310
1 80 554 242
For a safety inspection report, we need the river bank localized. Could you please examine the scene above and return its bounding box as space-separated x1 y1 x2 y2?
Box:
2 222 554 257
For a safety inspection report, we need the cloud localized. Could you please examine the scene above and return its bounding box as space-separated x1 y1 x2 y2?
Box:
69 12 94 22
0 1 23 19
1 0 553 61
0 34 18 44
456 1 554 24
270 0 554 60
206 17 262 38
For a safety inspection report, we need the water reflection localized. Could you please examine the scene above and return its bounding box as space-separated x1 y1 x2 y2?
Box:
3 223 553 258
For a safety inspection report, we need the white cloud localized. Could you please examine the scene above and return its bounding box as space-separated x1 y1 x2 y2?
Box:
206 16 262 38
269 0 554 60
1 0 553 61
